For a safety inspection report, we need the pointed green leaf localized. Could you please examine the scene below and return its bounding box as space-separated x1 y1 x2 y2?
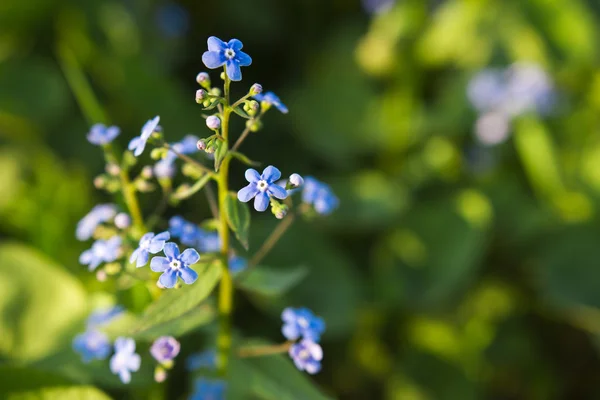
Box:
232 106 251 119
214 140 228 172
231 151 261 167
237 266 308 297
224 192 251 249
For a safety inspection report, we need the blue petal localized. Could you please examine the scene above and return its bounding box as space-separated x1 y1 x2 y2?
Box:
207 36 227 52
282 323 300 341
235 51 252 67
180 248 200 265
80 249 93 265
136 249 149 267
139 232 155 244
179 266 198 284
261 165 281 182
226 60 242 81
159 269 178 288
304 360 321 374
150 256 170 272
267 184 288 200
245 168 260 183
148 239 167 254
228 38 243 50
254 192 270 212
237 184 259 203
202 51 226 69
118 369 131 384
163 242 180 259
281 307 297 322
106 126 120 142
153 231 170 242
128 136 142 151
275 101 289 114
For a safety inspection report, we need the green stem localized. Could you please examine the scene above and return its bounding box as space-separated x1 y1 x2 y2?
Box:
216 70 233 377
249 213 295 268
238 341 294 358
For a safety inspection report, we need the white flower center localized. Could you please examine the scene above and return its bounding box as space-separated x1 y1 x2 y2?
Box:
299 349 310 360
225 48 236 59
140 238 151 250
298 317 309 328
257 180 269 192
170 260 181 270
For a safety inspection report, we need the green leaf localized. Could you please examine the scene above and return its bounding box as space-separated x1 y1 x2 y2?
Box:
213 140 228 172
6 386 112 400
237 265 308 296
224 192 251 249
171 174 213 201
0 243 88 362
230 151 261 167
232 106 251 119
130 261 221 337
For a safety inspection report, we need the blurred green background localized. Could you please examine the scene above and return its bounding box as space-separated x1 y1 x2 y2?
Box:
3 0 600 398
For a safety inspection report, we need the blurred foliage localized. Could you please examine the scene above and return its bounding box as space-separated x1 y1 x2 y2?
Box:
3 0 600 398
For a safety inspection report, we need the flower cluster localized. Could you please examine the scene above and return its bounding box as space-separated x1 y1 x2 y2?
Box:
281 307 326 374
467 63 555 146
169 216 220 252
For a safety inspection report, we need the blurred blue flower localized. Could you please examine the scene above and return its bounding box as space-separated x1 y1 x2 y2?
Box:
197 230 220 253
467 69 507 113
151 242 200 288
87 123 120 145
362 0 396 14
86 306 124 329
288 339 323 375
202 36 252 81
156 3 189 38
302 177 339 215
130 231 170 267
79 236 122 271
504 62 555 116
150 336 180 364
237 166 288 212
154 135 200 179
190 378 226 400
186 349 216 371
73 330 111 363
253 91 288 114
110 337 141 384
128 116 160 157
281 307 325 342
229 255 247 274
76 204 117 241
168 216 220 251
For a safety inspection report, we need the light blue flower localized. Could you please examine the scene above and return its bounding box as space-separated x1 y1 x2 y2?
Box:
186 349 216 371
151 242 200 288
281 307 325 342
504 62 555 116
202 36 252 81
128 116 160 157
302 177 339 215
169 216 198 246
197 230 220 253
467 69 507 113
154 135 200 179
253 91 288 114
86 306 124 329
229 256 247 274
150 336 180 364
190 378 226 400
73 330 111 363
288 339 323 375
130 231 170 267
87 123 120 145
76 204 117 241
79 236 122 271
110 337 141 384
237 166 288 212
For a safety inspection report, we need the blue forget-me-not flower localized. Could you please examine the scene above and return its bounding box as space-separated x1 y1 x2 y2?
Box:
110 337 141 384
73 330 111 363
151 242 200 288
150 336 180 364
168 216 220 251
79 236 122 271
302 177 339 215
202 36 252 82
130 231 170 267
128 116 160 157
86 306 124 329
186 349 216 371
229 255 247 274
87 123 120 145
190 378 226 400
155 134 200 179
289 339 323 375
253 91 289 114
237 166 288 212
281 307 325 342
76 204 117 241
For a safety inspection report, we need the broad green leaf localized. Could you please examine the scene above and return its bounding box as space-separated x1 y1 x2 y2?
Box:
132 303 215 339
236 265 308 297
131 261 221 337
0 243 88 361
224 192 251 249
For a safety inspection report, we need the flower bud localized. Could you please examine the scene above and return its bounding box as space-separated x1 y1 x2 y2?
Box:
114 213 131 229
141 166 153 179
196 72 210 87
206 116 221 130
96 269 107 282
154 367 167 383
249 83 263 96
94 175 106 189
275 208 287 219
106 163 120 176
210 88 222 97
197 139 207 151
220 72 226 80
205 146 216 154
246 119 263 132
195 89 207 104
289 173 304 188
244 100 259 117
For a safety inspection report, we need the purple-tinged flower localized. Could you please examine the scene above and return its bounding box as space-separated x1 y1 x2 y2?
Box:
128 116 160 157
130 231 170 267
87 123 120 145
250 83 263 96
237 166 288 212
73 330 111 363
206 116 221 130
474 111 510 146
253 91 288 114
186 350 216 371
281 307 325 342
289 339 323 375
86 306 124 329
302 177 339 215
114 213 131 229
150 336 180 364
190 378 226 400
76 204 117 241
288 173 304 188
79 236 122 271
196 72 210 86
150 242 200 288
110 337 141 384
229 256 247 274
202 36 252 82
362 0 396 14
